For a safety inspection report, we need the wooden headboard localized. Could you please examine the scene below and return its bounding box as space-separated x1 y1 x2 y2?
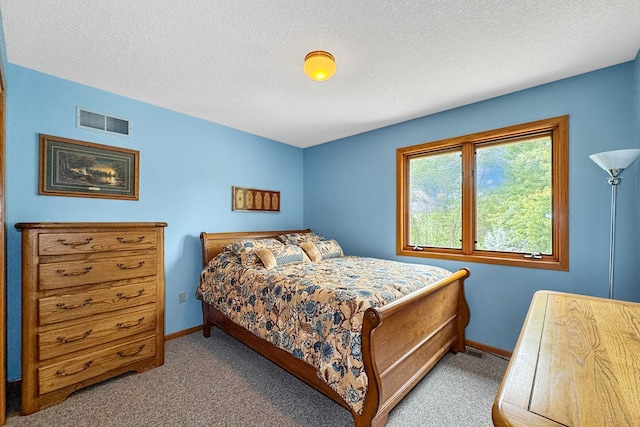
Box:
199 229 311 267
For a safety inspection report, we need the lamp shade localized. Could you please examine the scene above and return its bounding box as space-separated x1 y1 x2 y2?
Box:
303 51 336 81
589 149 640 177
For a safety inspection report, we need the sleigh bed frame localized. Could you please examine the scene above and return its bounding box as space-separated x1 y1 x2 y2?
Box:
199 229 470 427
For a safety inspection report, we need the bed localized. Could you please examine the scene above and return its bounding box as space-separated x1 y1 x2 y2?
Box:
196 229 470 427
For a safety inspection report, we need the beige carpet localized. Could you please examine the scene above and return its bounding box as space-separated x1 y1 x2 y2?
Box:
5 330 508 426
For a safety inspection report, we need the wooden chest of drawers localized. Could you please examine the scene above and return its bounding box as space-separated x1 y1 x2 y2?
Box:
15 222 167 414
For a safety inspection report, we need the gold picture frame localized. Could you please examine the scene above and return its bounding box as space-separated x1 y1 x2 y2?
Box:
232 186 280 212
39 134 139 200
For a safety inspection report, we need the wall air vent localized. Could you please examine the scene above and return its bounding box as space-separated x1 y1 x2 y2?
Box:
76 107 131 137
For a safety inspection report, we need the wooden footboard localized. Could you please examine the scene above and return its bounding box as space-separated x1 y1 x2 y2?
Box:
199 230 470 427
359 267 470 426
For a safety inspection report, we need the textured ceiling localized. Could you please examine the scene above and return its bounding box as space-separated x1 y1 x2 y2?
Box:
1 1 639 148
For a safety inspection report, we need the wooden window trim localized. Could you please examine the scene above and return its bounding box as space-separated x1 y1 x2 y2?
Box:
396 116 569 271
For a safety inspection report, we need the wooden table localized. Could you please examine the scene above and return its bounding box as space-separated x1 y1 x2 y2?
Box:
492 291 640 426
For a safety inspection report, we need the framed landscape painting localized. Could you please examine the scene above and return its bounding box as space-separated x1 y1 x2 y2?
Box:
39 134 139 200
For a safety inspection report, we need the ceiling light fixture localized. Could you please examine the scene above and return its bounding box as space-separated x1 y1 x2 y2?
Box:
303 51 336 81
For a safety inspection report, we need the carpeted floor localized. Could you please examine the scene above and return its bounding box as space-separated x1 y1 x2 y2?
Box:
5 330 508 426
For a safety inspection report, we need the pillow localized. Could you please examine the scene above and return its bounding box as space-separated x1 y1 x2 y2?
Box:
277 232 325 246
255 245 311 269
223 238 283 268
300 239 344 262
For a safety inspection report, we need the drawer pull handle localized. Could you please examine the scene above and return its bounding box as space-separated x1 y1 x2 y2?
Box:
57 329 93 344
116 289 145 300
56 361 92 377
117 317 145 329
56 266 93 277
57 238 93 246
117 345 145 357
117 261 145 270
56 298 93 310
117 236 145 244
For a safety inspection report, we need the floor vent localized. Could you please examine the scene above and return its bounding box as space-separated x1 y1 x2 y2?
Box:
77 107 131 137
465 348 485 359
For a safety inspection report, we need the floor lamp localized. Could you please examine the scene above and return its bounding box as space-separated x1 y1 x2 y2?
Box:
589 148 640 299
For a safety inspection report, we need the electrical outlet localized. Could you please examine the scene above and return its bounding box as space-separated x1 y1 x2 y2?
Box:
178 291 187 304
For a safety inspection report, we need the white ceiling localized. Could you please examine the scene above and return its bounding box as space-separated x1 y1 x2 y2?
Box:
1 1 639 148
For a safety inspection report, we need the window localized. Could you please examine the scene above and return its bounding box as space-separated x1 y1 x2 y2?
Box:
396 116 568 270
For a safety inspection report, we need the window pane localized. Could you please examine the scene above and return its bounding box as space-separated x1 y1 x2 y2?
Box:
475 136 552 254
408 150 462 248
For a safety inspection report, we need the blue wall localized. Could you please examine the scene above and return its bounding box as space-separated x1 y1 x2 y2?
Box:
304 60 640 353
4 65 304 380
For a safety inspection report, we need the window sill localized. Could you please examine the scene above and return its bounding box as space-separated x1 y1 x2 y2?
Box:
396 248 568 271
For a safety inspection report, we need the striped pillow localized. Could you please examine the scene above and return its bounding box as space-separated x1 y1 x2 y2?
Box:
300 239 344 262
255 245 310 269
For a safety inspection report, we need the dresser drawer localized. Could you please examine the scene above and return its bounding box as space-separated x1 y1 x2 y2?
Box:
39 231 157 255
38 335 156 395
39 254 156 290
38 279 157 325
38 306 157 361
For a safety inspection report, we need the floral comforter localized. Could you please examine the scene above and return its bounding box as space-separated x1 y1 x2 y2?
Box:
196 252 452 414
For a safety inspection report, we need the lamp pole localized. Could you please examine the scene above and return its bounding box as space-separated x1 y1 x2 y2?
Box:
589 148 640 300
606 174 620 299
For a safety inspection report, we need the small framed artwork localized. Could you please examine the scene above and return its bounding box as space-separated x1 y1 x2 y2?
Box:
39 134 139 200
232 186 280 212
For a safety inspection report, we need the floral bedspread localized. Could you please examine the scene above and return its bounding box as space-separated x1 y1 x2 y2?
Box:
196 252 452 414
